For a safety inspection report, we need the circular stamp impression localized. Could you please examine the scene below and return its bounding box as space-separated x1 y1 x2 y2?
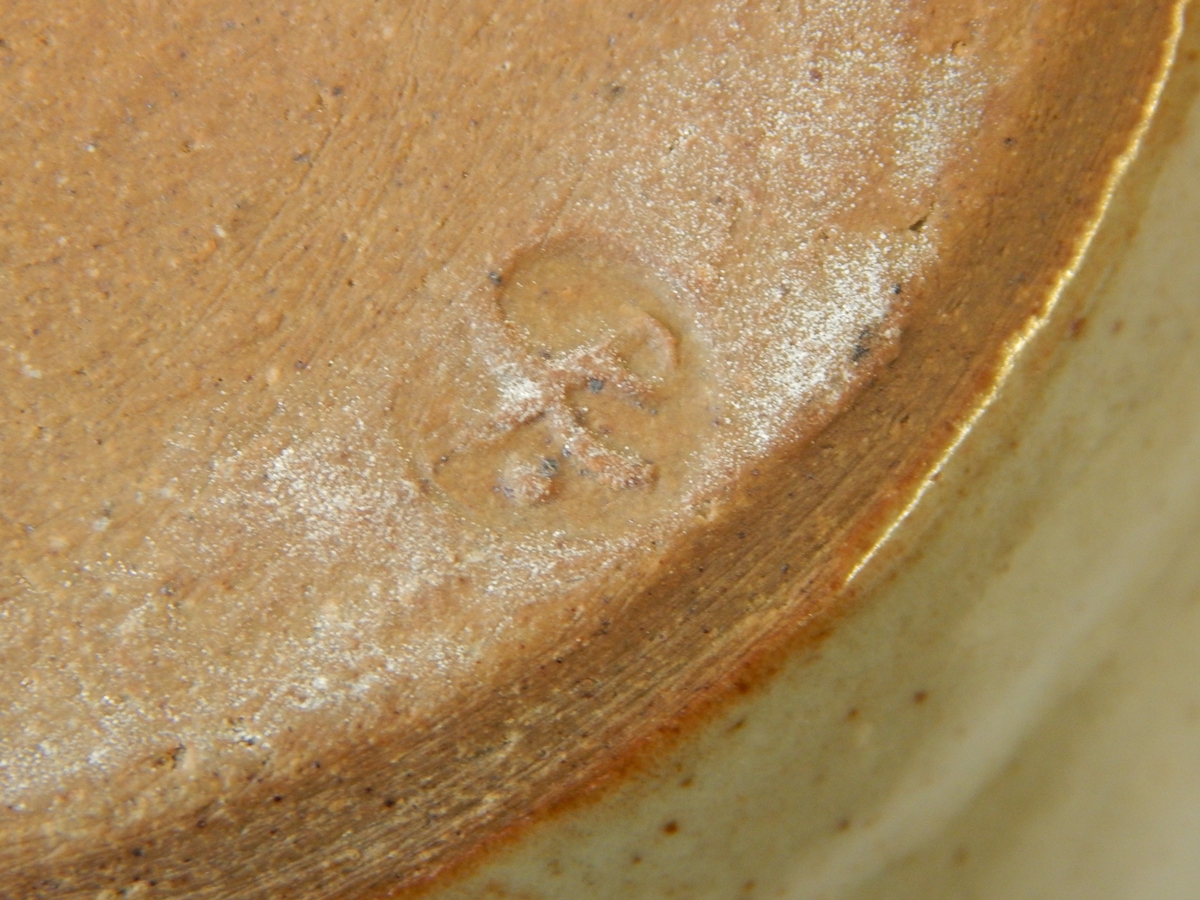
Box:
423 248 715 533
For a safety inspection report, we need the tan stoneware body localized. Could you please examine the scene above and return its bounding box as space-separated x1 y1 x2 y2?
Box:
0 1 1196 898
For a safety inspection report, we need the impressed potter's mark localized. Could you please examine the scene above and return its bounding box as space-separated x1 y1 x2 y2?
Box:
426 249 713 531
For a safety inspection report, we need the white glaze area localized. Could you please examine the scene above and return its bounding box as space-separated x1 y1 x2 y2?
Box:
0 1 997 809
437 36 1200 900
848 56 1200 900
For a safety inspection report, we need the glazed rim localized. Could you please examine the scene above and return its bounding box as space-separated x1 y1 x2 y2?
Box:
3 1 1187 897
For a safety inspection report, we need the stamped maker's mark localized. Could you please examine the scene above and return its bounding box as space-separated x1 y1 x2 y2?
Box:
426 249 711 528
488 301 677 504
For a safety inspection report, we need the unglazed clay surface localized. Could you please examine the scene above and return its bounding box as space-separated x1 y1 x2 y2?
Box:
1 0 991 812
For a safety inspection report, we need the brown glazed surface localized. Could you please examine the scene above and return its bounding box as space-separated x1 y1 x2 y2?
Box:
0 1 1183 897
